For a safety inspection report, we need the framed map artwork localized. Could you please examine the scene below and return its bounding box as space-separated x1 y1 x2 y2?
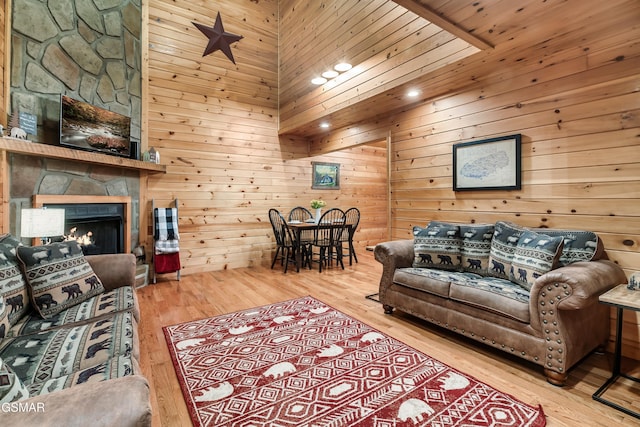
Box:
453 134 521 191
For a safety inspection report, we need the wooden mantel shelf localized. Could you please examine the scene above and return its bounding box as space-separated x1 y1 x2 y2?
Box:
0 137 166 173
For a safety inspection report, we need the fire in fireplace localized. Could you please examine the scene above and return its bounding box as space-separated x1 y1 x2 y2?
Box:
45 203 125 255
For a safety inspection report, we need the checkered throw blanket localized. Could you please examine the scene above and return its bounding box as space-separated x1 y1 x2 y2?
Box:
154 208 179 241
155 239 180 255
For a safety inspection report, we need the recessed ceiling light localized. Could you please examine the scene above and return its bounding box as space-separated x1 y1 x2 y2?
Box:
322 70 339 79
334 62 352 72
407 89 420 97
311 77 328 85
319 122 330 128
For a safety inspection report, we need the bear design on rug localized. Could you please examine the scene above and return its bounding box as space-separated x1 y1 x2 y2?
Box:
438 372 470 391
273 315 295 324
360 332 384 343
229 325 253 335
398 398 435 423
176 338 206 351
195 382 234 402
317 344 344 357
263 362 296 379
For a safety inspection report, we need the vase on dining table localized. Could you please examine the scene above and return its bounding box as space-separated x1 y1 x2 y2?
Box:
315 208 322 224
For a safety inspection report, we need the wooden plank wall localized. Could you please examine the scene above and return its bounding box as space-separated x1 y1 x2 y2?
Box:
388 38 640 357
146 0 388 275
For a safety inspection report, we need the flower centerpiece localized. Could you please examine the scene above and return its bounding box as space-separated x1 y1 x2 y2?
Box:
310 199 326 223
310 199 326 209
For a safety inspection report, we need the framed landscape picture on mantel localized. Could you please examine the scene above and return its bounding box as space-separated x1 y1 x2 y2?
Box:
453 134 522 191
312 162 340 190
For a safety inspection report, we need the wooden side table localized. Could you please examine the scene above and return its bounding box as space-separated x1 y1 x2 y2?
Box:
592 284 640 419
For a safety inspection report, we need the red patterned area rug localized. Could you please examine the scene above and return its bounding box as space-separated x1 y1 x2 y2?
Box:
163 296 546 427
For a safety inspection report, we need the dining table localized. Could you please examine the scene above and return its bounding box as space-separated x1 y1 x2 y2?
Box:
287 220 351 271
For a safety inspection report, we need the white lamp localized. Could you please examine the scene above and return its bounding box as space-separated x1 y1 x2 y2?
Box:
20 208 65 245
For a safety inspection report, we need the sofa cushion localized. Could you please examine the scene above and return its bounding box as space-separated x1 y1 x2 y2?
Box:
0 235 30 326
394 267 481 298
510 230 564 291
0 356 29 403
460 223 495 274
26 355 137 397
412 222 461 271
449 277 531 323
6 286 139 338
17 241 105 319
488 221 525 280
533 228 603 266
0 311 136 386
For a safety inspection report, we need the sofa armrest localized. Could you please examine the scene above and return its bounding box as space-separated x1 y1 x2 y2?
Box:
86 253 137 291
374 240 414 298
0 375 151 427
528 260 626 379
531 260 627 311
529 259 627 334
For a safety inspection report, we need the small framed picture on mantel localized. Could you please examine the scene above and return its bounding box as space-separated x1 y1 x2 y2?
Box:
453 134 521 191
312 162 340 190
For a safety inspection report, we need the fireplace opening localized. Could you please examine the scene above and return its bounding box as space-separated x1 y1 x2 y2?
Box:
44 203 125 255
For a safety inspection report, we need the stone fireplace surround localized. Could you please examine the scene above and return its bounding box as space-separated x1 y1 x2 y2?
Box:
10 153 139 250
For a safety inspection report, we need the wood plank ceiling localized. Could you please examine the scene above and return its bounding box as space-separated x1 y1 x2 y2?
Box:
278 0 640 139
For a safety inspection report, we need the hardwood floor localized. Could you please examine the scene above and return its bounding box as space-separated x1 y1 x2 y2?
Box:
137 249 640 426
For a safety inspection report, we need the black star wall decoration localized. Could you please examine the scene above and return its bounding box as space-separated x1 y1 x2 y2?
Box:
193 12 243 64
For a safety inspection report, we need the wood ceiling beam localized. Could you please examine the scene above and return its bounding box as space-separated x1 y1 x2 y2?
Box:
391 0 494 50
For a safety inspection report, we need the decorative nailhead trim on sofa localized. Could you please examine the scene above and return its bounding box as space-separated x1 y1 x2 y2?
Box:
539 282 571 373
399 306 538 366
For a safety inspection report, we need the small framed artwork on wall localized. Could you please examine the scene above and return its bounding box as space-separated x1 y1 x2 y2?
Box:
312 162 340 190
453 134 522 191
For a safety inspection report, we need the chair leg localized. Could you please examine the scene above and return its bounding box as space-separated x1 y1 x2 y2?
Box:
336 245 345 270
349 241 358 264
271 247 282 269
319 247 325 272
283 247 289 273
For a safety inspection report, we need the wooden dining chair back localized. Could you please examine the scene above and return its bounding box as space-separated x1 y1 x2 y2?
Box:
288 206 313 222
312 208 346 272
268 208 298 273
343 207 360 265
288 206 314 245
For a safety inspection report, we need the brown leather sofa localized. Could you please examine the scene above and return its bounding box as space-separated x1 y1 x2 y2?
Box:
374 221 627 386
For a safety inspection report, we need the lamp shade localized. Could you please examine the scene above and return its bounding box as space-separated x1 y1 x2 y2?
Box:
20 208 65 238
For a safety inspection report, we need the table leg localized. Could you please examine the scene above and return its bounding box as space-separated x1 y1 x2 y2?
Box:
294 228 301 272
593 307 640 419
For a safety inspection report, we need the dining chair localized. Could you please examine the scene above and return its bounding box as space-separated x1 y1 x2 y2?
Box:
311 208 346 272
288 206 314 249
342 207 360 265
268 208 299 273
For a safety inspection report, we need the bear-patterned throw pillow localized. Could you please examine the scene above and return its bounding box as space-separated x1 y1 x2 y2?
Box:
17 241 105 319
459 223 494 275
488 221 525 280
412 221 461 271
0 234 30 327
0 295 11 339
510 230 564 291
533 228 603 266
0 356 29 404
